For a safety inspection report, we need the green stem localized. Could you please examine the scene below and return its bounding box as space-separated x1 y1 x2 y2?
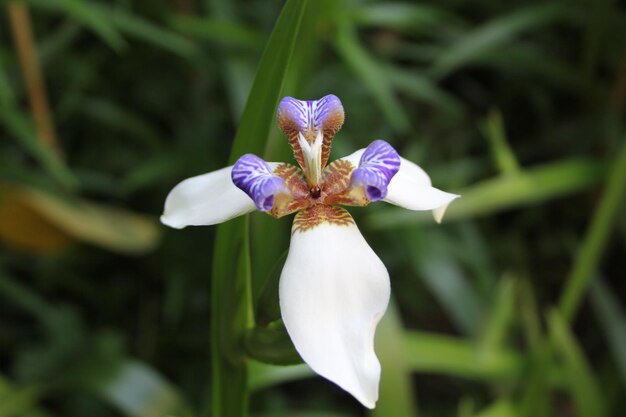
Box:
209 1 308 416
481 109 521 175
559 141 626 321
371 301 418 417
211 217 253 417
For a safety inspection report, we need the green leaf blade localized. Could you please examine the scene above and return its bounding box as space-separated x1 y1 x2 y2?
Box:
210 1 309 416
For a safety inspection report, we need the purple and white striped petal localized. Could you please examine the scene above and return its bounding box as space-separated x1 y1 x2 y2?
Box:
278 95 343 136
232 154 287 212
350 140 401 201
277 95 345 170
340 148 459 223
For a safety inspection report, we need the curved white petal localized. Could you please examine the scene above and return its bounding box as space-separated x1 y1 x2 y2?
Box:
341 149 459 223
162 166 257 229
279 221 390 408
385 158 459 222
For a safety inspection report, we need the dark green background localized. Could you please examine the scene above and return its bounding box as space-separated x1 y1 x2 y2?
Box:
1 0 625 416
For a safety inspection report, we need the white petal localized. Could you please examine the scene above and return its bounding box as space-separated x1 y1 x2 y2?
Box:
279 221 390 408
386 158 459 222
161 166 258 229
341 148 365 166
341 149 459 223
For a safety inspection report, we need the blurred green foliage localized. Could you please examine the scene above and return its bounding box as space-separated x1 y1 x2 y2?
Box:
1 0 625 416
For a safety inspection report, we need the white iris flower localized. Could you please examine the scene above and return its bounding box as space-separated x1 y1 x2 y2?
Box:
161 95 459 408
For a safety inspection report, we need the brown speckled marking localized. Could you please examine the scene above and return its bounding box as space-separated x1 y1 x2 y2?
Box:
292 206 354 233
274 163 308 199
320 109 344 169
277 113 306 169
322 159 370 207
278 108 344 172
268 163 310 218
321 159 353 197
267 159 369 221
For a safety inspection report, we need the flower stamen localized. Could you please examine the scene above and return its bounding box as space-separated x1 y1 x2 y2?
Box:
298 130 324 186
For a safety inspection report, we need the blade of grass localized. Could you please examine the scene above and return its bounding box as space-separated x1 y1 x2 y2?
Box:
206 0 258 121
0 376 43 417
371 301 418 417
366 158 606 229
0 109 77 189
263 0 326 161
211 218 252 417
405 331 524 380
351 2 466 39
477 276 515 355
383 64 465 120
473 400 517 417
0 56 77 189
559 141 626 321
245 327 524 386
224 1 307 161
548 310 607 417
455 223 497 296
38 20 81 65
252 412 351 417
4 4 77 189
480 110 520 176
429 3 568 79
25 0 125 51
0 61 14 103
253 0 325 316
580 0 613 80
169 15 264 50
333 18 410 133
468 42 591 94
210 1 308 416
517 280 551 417
77 98 162 149
406 230 482 335
102 7 198 60
589 279 626 388
0 269 182 417
248 361 312 392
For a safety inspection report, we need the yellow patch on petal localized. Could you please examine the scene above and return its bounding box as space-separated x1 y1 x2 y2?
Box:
274 163 309 198
322 160 369 207
321 159 353 196
292 205 354 234
267 163 310 218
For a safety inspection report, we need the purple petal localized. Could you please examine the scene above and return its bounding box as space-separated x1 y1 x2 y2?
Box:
350 140 401 201
232 154 286 211
277 94 344 135
278 95 345 171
